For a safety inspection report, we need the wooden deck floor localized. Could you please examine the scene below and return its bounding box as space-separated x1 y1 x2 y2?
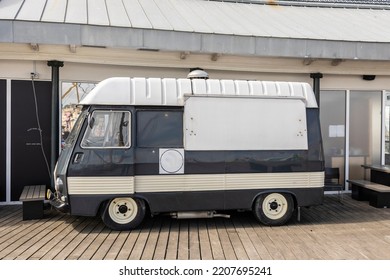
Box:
1 194 390 260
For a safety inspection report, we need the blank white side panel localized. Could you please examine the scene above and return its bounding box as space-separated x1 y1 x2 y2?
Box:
184 97 308 151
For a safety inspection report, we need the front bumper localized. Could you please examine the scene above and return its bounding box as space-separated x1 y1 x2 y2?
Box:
47 190 69 213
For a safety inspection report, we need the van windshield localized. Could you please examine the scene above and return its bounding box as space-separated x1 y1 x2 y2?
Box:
64 108 87 147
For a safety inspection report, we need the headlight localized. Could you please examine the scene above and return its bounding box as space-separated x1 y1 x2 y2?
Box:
55 177 64 192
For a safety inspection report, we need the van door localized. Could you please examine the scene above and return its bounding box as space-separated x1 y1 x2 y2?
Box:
66 108 134 216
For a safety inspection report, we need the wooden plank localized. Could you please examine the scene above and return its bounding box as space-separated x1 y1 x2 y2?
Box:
222 218 249 260
66 222 106 260
0 214 63 259
19 187 29 200
300 200 356 259
129 218 153 260
115 229 141 260
153 217 171 260
15 216 82 260
321 196 390 259
366 185 390 192
0 212 60 254
215 219 236 260
347 179 369 186
141 218 162 260
198 219 212 260
240 216 272 260
33 186 41 199
286 220 330 260
348 179 390 191
178 220 189 260
104 230 133 260
52 218 101 260
36 217 92 260
0 216 39 240
261 226 296 259
19 185 45 201
206 219 224 260
91 230 120 260
277 224 313 259
165 219 179 259
189 220 201 260
1 196 390 260
0 206 22 229
248 219 285 260
231 215 260 260
39 185 46 198
78 227 111 260
301 196 375 259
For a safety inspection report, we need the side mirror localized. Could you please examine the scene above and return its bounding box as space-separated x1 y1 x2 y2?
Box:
88 114 95 129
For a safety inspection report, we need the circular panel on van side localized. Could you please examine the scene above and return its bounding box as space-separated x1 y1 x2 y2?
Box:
159 148 185 174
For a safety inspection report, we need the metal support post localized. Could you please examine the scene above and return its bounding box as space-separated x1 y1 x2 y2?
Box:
310 72 323 106
47 60 64 187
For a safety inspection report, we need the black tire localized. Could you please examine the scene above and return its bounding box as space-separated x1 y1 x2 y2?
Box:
253 192 294 226
101 197 146 230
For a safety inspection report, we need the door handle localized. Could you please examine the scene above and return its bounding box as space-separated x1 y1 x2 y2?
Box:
73 152 84 164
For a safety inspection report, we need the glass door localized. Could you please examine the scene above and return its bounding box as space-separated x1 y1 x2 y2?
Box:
348 91 382 182
320 91 346 187
321 90 385 190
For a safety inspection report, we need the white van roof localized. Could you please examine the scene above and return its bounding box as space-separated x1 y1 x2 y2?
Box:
79 77 318 108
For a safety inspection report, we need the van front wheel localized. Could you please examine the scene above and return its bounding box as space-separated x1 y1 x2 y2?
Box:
101 197 146 230
253 193 294 226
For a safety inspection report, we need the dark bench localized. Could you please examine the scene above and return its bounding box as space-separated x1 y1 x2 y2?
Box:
19 185 47 220
348 179 390 208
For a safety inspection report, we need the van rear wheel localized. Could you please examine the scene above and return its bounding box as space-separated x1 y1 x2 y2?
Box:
253 192 294 226
101 197 146 230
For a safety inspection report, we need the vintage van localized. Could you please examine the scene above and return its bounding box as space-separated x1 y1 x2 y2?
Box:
48 72 324 230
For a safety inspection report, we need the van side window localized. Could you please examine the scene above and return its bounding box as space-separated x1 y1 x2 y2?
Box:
81 111 131 148
137 110 183 148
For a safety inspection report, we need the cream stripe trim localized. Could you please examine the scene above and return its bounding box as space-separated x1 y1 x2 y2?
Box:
135 172 324 193
67 172 324 195
68 176 134 195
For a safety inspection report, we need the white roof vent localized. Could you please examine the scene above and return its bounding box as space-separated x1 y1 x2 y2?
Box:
187 69 209 79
